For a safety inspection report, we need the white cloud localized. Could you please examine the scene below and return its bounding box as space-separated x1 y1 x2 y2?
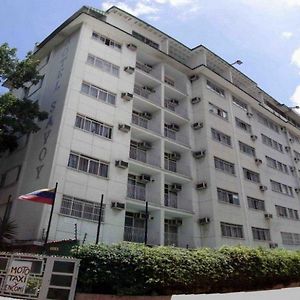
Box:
285 0 300 6
102 0 201 18
102 1 158 16
281 31 293 39
291 85 300 106
291 48 300 68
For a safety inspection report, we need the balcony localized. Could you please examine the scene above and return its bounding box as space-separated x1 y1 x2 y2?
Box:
164 158 190 177
136 61 153 74
134 84 161 106
164 193 178 208
164 99 188 119
164 232 178 246
124 226 145 243
132 113 148 129
164 128 189 147
127 184 146 201
130 147 161 168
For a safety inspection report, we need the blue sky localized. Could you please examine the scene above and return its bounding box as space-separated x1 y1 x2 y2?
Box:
1 0 300 107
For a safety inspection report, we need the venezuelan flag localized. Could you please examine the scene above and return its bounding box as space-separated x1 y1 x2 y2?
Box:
18 188 55 205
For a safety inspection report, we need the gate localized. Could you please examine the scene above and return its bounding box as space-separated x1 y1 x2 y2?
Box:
0 252 80 299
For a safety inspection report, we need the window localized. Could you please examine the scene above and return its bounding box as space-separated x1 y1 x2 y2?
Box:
232 96 247 111
164 184 178 208
252 227 271 241
164 75 175 87
132 111 148 129
270 180 293 196
261 134 283 152
127 174 146 201
164 153 177 173
92 31 122 51
211 128 231 146
281 232 300 245
243 168 260 183
75 114 112 139
214 157 235 175
209 103 228 120
217 188 240 205
206 80 225 97
289 132 300 144
60 195 105 222
28 76 44 97
239 141 256 157
266 156 288 174
67 152 109 178
132 31 159 49
247 197 265 211
275 205 299 220
235 117 251 132
87 54 120 77
130 140 147 163
81 81 116 105
221 222 244 238
256 111 279 133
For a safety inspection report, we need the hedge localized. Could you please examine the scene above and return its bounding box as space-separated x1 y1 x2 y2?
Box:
72 243 300 295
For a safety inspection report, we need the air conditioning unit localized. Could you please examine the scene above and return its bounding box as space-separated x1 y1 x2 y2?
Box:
295 188 300 193
192 122 203 130
118 124 131 132
139 174 151 183
124 66 135 74
196 182 207 190
290 138 295 143
171 183 182 192
169 99 179 106
281 127 287 133
264 213 273 219
285 146 291 152
121 92 133 101
199 217 210 225
170 219 183 226
115 160 129 169
170 123 180 131
170 152 181 160
140 112 152 120
269 242 278 249
111 202 125 210
127 43 137 51
294 157 300 163
191 97 201 104
193 150 206 159
290 166 296 172
250 134 258 141
190 75 199 82
246 112 253 118
259 185 268 192
138 141 152 150
255 158 262 165
142 86 155 93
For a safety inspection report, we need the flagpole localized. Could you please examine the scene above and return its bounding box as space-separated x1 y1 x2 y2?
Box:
96 194 104 244
44 182 58 249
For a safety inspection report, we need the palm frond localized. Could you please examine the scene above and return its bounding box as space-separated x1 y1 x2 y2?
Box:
0 216 17 241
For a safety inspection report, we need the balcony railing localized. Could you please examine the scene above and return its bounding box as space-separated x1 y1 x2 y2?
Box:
164 100 188 119
136 61 152 74
164 128 189 147
164 193 178 208
164 232 178 246
130 147 147 163
134 85 161 106
132 114 148 129
124 226 145 243
127 184 146 201
130 147 161 167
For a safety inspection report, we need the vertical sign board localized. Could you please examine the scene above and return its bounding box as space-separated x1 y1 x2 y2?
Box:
3 259 32 294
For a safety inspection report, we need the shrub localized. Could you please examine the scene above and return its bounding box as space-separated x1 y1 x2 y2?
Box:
72 243 300 295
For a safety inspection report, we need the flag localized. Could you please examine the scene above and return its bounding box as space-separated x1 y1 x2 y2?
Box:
18 188 55 205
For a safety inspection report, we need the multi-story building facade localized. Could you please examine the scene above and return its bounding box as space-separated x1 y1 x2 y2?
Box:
1 6 300 249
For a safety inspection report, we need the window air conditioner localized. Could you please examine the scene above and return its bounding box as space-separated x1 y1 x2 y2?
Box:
191 97 201 104
111 202 125 210
124 66 135 74
199 217 210 225
192 122 203 130
121 92 133 101
139 174 151 183
115 160 129 169
196 182 207 190
127 43 137 51
193 150 206 159
171 183 182 192
118 124 131 132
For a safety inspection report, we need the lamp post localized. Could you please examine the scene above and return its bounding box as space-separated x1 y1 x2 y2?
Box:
230 60 243 66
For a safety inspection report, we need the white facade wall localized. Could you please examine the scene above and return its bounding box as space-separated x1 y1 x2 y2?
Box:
1 7 300 250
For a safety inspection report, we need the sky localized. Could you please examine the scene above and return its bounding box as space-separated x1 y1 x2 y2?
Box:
1 0 300 107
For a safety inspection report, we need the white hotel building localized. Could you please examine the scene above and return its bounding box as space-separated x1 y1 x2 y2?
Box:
1 6 300 249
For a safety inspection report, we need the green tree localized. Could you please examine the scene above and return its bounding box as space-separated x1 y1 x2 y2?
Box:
0 214 17 249
0 43 48 153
